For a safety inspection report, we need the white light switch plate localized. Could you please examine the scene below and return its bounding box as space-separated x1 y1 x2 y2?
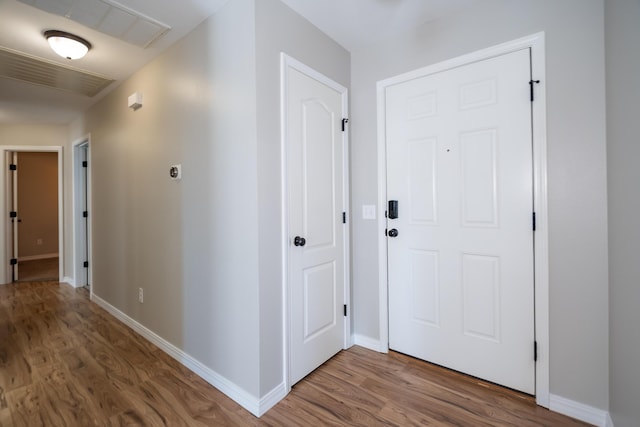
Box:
362 205 376 220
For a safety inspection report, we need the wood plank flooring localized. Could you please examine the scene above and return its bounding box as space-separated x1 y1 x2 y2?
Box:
16 258 59 282
0 281 591 426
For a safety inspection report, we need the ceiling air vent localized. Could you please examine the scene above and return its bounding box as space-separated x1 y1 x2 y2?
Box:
0 46 114 97
18 0 171 48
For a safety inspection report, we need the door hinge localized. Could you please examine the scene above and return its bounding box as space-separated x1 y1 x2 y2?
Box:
84 261 89 268
385 228 388 236
10 258 17 265
343 304 348 317
9 211 17 218
9 164 16 171
83 211 88 218
82 161 88 167
534 341 538 362
341 118 349 132
532 212 536 231
529 79 540 102
342 212 346 224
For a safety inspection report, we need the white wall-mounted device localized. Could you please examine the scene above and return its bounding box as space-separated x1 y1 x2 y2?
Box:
128 92 143 110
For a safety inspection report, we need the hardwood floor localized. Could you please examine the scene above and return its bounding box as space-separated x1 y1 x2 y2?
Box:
15 258 59 282
0 281 591 426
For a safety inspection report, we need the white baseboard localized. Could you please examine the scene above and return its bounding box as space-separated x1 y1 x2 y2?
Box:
258 382 288 415
61 276 75 287
18 253 58 262
550 394 613 427
91 294 285 417
353 334 388 353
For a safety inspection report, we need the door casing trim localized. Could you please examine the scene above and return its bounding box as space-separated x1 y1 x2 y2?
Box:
280 52 351 392
376 32 549 407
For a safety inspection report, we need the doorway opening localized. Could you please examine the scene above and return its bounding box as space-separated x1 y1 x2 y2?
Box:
1 146 64 284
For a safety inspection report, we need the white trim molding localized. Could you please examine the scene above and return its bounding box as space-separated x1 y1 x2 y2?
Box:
549 394 614 427
353 335 387 353
376 32 550 406
91 294 285 417
61 276 75 287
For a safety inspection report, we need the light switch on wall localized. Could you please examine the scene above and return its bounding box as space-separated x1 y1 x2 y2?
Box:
362 205 376 220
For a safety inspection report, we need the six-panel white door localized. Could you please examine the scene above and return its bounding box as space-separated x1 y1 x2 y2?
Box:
386 48 535 393
284 58 347 386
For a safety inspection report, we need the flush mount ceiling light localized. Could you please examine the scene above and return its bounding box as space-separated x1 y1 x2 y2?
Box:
44 30 92 60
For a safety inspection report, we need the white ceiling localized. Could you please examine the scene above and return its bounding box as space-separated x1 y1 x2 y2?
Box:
280 0 478 52
0 0 475 125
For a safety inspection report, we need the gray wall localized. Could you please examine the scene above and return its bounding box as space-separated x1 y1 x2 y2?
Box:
69 0 349 401
72 0 262 397
254 0 350 395
350 0 609 410
606 0 640 425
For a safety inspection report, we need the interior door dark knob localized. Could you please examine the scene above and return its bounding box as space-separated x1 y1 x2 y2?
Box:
294 236 306 247
388 228 399 238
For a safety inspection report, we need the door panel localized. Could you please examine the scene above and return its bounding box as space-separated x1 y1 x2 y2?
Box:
387 48 535 394
285 61 346 386
7 152 18 281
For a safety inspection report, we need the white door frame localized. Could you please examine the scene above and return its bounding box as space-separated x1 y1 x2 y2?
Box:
0 146 64 285
72 136 92 291
280 52 352 390
376 32 549 407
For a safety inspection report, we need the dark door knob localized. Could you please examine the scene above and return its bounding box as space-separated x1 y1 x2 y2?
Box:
388 228 399 238
294 236 306 247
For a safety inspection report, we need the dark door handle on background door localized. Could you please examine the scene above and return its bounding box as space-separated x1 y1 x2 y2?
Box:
388 229 398 238
294 236 306 247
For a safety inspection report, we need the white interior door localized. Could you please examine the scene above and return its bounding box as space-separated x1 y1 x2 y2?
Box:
10 152 18 281
386 48 535 393
284 56 347 386
75 143 89 288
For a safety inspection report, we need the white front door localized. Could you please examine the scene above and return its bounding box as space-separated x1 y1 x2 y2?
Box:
386 48 535 393
283 55 348 386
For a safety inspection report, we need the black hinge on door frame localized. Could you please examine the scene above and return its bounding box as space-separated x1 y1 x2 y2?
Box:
83 211 88 218
532 212 537 231
343 304 348 317
9 211 17 218
10 258 17 265
342 212 346 224
9 164 16 171
82 161 88 168
341 118 349 132
534 341 538 362
529 79 541 102
83 261 89 268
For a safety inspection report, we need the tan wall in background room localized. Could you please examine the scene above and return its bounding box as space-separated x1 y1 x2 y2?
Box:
17 152 59 258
